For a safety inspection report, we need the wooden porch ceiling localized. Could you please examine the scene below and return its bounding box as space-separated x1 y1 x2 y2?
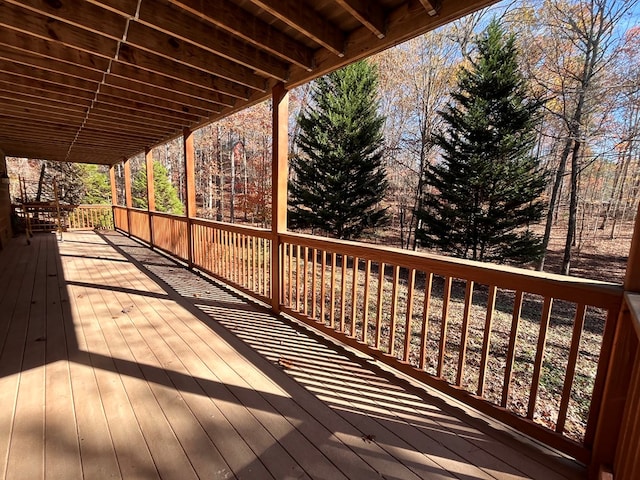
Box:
0 0 496 166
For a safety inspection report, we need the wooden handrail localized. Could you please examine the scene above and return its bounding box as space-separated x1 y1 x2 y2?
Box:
280 232 622 309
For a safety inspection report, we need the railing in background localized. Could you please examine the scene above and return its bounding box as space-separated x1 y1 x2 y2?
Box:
67 204 113 230
111 206 630 466
113 205 128 232
191 219 271 302
151 212 189 261
278 232 623 463
128 208 151 243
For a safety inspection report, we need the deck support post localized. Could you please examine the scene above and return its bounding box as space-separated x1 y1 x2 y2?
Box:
109 164 118 228
145 147 155 248
271 82 289 314
590 202 640 478
123 157 132 236
184 127 197 268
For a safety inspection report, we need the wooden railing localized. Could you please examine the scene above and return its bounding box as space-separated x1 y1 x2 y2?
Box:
278 232 622 463
67 204 113 230
113 208 628 467
128 208 151 243
114 209 271 302
191 219 271 302
113 205 128 232
151 212 189 261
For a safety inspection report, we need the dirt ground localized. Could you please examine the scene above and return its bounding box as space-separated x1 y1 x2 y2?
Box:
537 220 633 284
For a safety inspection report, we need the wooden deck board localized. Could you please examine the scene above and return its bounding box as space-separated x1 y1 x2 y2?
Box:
0 231 587 480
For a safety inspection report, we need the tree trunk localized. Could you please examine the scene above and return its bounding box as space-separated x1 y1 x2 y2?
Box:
537 137 572 270
562 139 582 275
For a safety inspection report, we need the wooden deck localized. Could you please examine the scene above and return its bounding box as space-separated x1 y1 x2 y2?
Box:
0 230 587 480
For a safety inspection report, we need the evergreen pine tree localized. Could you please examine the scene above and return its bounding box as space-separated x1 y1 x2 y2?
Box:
289 60 388 240
416 19 547 264
132 161 184 215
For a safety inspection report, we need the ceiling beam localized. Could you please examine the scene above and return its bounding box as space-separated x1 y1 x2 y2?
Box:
96 86 214 118
116 45 251 100
248 0 345 56
0 3 119 59
0 63 99 93
136 1 290 81
125 23 270 90
334 0 387 38
3 0 127 40
418 0 440 16
100 77 226 113
170 0 314 70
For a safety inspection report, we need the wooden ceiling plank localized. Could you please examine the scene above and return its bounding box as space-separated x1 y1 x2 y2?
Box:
86 0 139 17
334 0 387 38
0 94 89 116
0 84 92 109
0 44 104 83
96 85 214 118
94 94 204 122
78 116 177 136
88 103 192 127
0 63 99 93
0 29 111 74
116 45 251 100
170 0 314 70
136 2 289 81
0 73 95 100
100 79 224 114
125 22 269 91
248 0 345 56
0 108 85 128
0 2 119 59
4 0 127 40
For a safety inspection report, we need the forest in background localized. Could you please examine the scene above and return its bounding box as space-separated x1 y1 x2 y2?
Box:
8 0 640 280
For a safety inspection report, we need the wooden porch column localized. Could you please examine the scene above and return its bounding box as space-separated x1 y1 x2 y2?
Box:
624 203 640 292
145 147 155 247
123 157 132 235
271 82 289 313
109 164 117 206
590 203 640 478
109 164 118 230
183 127 197 267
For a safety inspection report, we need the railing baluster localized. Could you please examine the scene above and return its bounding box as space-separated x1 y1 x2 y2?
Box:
311 248 318 319
556 304 587 433
330 252 337 328
296 244 302 311
477 285 497 396
389 265 400 356
419 272 433 371
375 262 385 350
403 268 416 363
351 257 359 338
437 276 452 378
303 246 309 315
528 296 554 419
456 280 475 387
363 259 371 344
502 290 524 408
320 250 327 323
288 243 293 307
340 255 347 332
